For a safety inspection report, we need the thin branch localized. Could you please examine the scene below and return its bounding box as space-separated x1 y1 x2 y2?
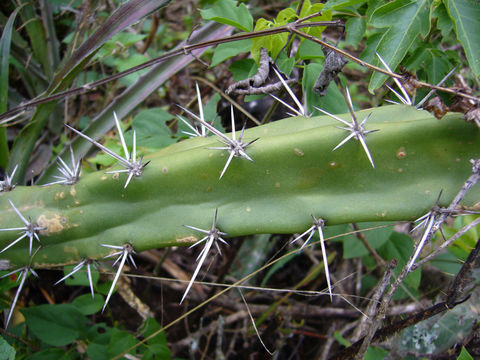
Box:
331 239 480 360
289 28 479 103
354 260 397 360
433 159 480 232
445 238 480 306
411 217 480 271
3 18 477 123
190 76 261 126
0 20 340 122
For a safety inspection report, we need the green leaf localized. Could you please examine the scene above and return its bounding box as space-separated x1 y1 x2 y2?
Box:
334 331 351 346
87 323 115 344
71 294 104 315
424 49 452 84
0 335 15 360
88 140 123 167
98 32 147 57
130 108 176 148
444 0 480 77
432 3 454 38
229 59 258 81
27 348 79 360
251 20 289 63
298 0 333 38
297 39 325 60
430 251 462 275
335 222 392 259
107 329 138 358
211 39 252 67
364 346 388 360
276 51 295 75
404 45 453 85
143 343 172 360
0 6 23 113
22 304 87 346
360 32 382 64
345 17 366 47
276 8 297 24
63 264 99 288
114 53 150 87
19 2 53 77
369 0 431 92
141 318 168 346
302 63 349 115
87 343 109 360
200 0 253 32
140 318 172 359
324 0 367 11
457 347 474 360
0 5 24 169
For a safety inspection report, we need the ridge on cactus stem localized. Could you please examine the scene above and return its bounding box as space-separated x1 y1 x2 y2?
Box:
64 112 149 189
182 209 228 304
0 199 44 255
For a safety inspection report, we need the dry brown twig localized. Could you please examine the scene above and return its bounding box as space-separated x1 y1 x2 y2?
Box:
330 159 480 360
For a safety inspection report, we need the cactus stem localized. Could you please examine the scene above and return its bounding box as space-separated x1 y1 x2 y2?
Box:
0 199 44 255
292 216 333 301
1 266 38 328
101 243 136 312
181 208 228 304
0 164 18 192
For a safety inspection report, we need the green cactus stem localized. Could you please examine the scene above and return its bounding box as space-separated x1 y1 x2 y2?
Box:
0 105 479 268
